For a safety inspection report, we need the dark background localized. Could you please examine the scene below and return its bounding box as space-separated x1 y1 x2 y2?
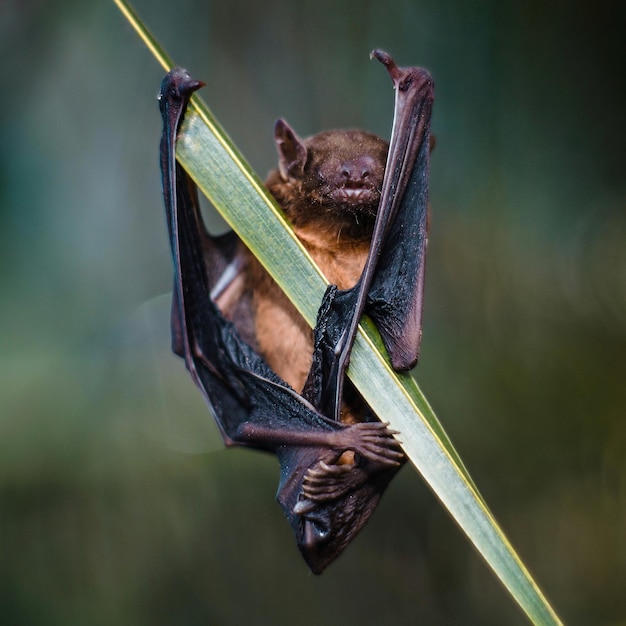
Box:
1 1 624 624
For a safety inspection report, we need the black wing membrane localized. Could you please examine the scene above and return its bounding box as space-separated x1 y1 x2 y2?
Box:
158 69 342 449
315 50 434 421
366 51 433 371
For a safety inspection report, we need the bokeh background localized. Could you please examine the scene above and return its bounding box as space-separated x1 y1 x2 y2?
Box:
1 1 624 624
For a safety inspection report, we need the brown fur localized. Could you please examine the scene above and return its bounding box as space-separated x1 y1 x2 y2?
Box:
250 128 388 413
251 223 370 393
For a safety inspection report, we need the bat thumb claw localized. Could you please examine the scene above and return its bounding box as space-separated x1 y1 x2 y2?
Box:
370 49 401 82
180 79 205 96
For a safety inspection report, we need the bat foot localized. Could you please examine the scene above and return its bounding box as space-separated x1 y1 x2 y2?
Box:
297 421 404 506
333 421 404 468
298 460 368 504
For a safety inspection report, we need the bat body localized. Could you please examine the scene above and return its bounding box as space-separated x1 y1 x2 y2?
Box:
254 126 388 414
158 51 433 573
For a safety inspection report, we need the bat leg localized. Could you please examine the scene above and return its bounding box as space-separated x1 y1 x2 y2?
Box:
235 420 402 466
332 422 404 467
295 421 403 506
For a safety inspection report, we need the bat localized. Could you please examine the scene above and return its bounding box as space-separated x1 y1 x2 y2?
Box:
158 50 433 573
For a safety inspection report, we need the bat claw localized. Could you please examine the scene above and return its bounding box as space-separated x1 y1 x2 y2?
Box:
160 68 205 105
304 461 351 483
300 458 371 503
371 49 401 82
332 421 405 469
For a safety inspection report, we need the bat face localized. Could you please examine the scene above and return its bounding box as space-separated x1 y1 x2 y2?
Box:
271 121 389 241
301 130 388 214
159 52 433 574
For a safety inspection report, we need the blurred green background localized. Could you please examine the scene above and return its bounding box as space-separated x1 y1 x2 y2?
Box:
1 1 624 624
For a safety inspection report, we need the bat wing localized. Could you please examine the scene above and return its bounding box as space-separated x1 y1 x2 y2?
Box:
312 51 434 421
159 69 342 450
364 72 432 371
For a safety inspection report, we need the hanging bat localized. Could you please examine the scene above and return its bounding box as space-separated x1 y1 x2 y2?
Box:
158 50 433 573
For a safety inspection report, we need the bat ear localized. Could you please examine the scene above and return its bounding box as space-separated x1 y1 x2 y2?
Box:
275 118 307 181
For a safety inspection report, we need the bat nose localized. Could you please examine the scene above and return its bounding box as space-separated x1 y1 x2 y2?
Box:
341 157 374 183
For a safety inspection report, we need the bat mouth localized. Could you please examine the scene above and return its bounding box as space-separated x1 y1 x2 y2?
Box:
328 183 379 208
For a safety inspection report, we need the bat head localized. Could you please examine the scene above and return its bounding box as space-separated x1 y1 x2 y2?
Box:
271 120 389 240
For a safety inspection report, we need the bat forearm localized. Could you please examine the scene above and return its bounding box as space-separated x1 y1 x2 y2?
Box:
236 422 403 469
236 423 340 449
